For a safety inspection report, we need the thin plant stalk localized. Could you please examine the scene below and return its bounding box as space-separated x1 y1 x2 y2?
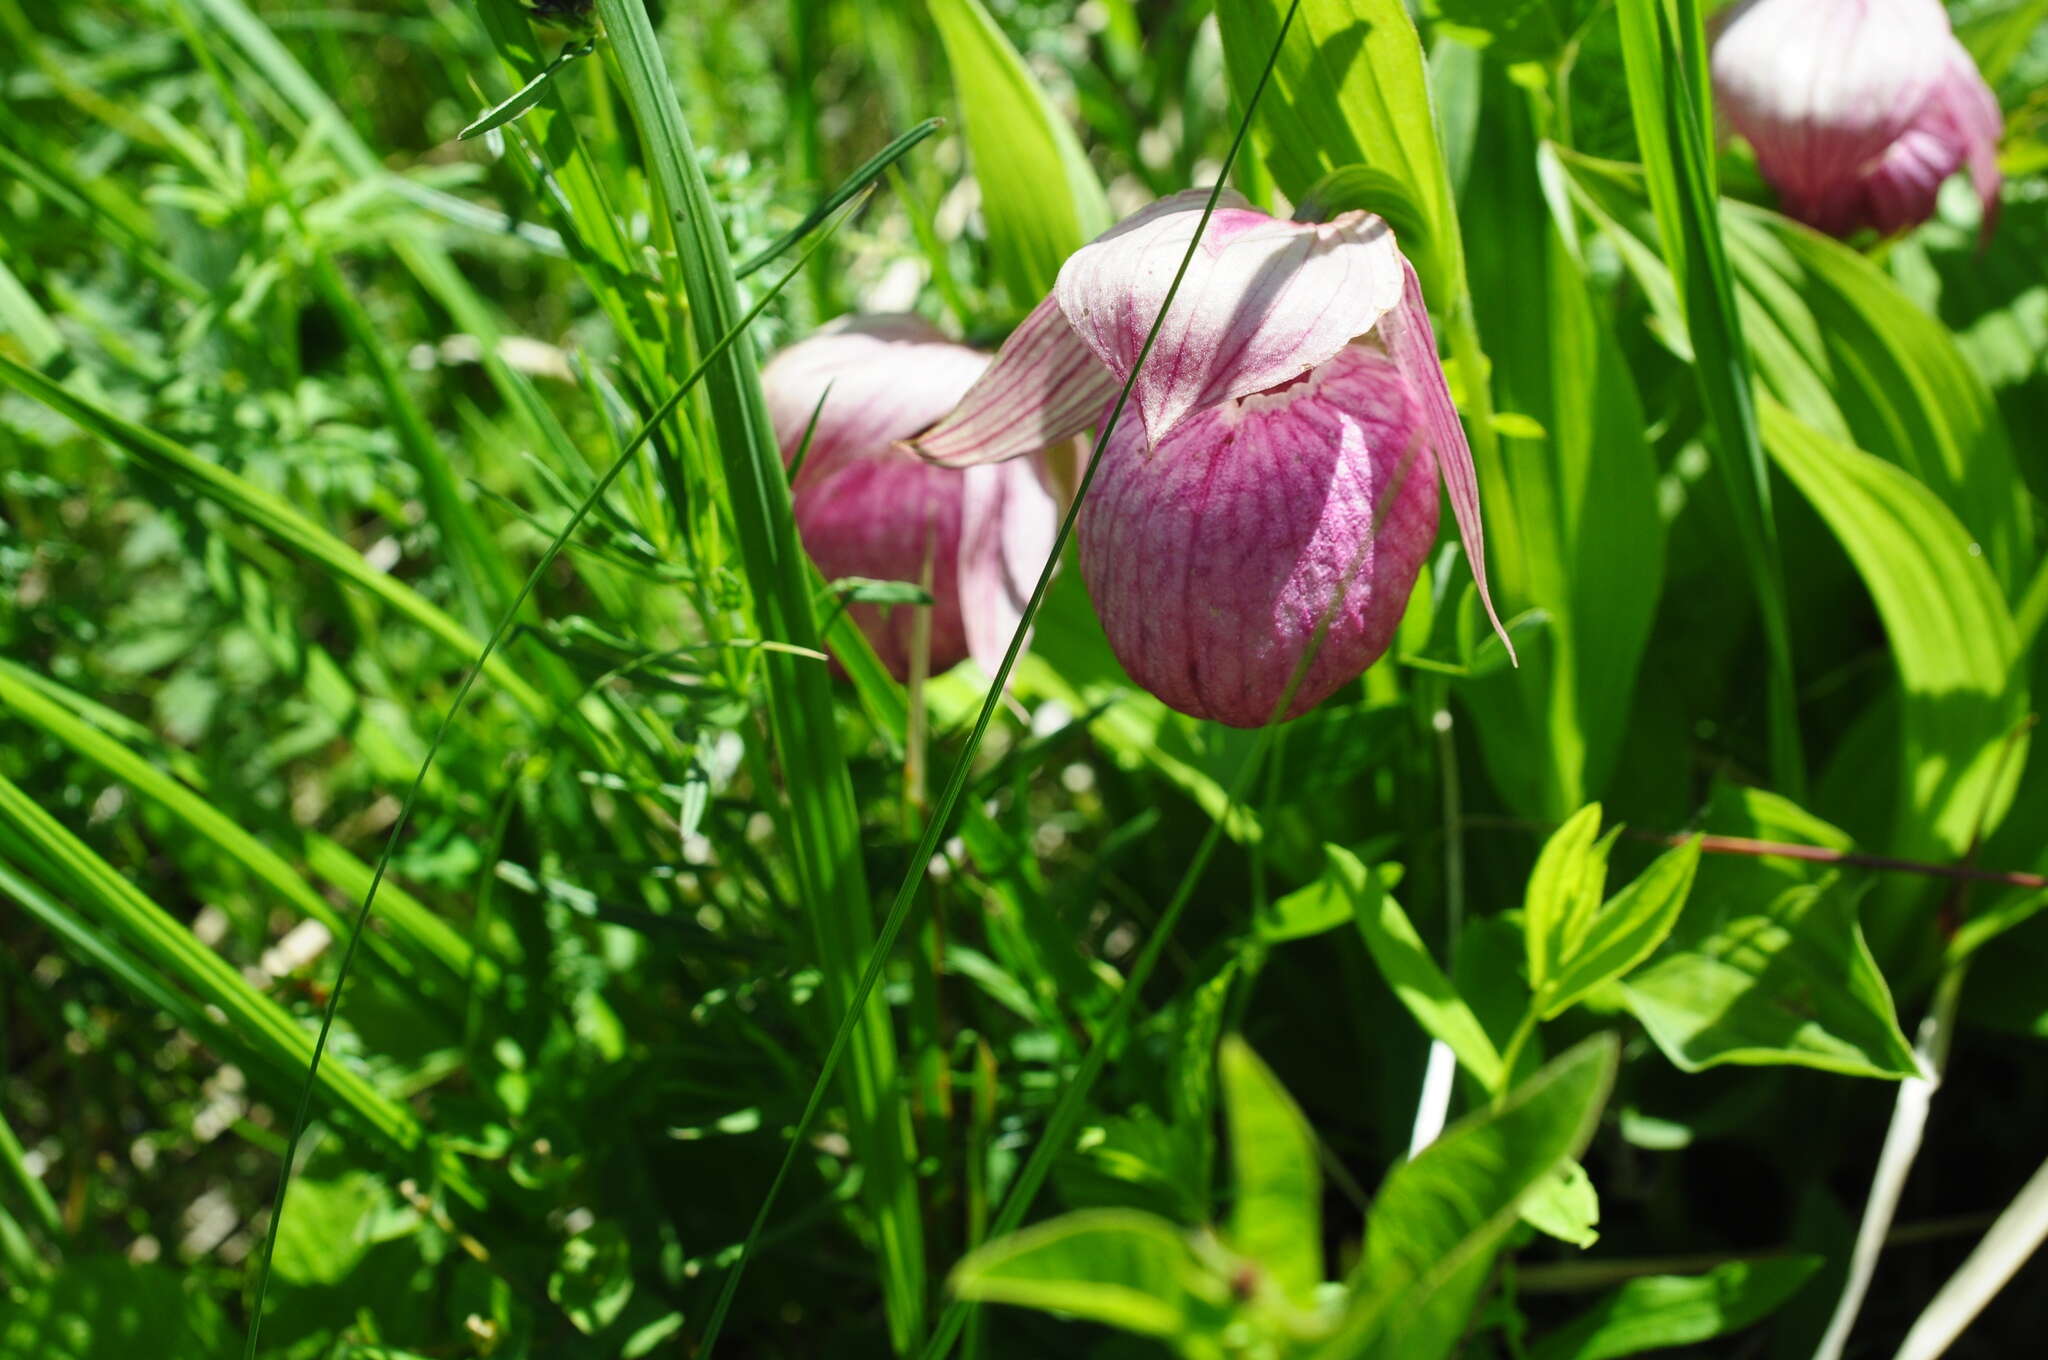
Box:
696 5 1309 1351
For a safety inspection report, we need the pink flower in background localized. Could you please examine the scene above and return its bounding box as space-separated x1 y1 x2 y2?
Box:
913 190 1507 728
762 316 1058 681
1711 0 2003 239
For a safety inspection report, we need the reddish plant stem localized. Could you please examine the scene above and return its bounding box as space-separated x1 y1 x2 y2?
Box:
1462 816 2047 891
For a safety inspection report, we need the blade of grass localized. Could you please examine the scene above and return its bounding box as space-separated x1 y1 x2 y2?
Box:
0 774 426 1162
736 116 945 278
0 665 481 1000
1614 0 1802 796
593 0 930 1345
237 199 859 1356
694 5 1306 1353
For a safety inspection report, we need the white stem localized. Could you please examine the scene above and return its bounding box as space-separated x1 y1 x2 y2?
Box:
1408 1038 1458 1156
1409 707 1462 1156
1893 1148 2048 1360
1815 968 1965 1360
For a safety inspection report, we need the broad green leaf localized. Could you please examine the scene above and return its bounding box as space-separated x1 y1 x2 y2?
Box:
1332 843 1504 1089
1623 877 1919 1079
1543 836 1702 1020
1458 73 1664 818
930 0 1111 306
1294 163 1437 266
1556 151 2035 594
1320 1036 1620 1359
1521 1159 1601 1249
950 1209 1230 1352
1214 0 1459 291
0 1257 238 1360
1526 1256 1822 1360
1219 1038 1321 1304
1524 803 1609 992
1760 402 2028 867
1727 214 2033 593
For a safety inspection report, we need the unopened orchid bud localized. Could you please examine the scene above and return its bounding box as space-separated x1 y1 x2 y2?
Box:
911 191 1507 727
761 316 1058 681
1711 0 2003 239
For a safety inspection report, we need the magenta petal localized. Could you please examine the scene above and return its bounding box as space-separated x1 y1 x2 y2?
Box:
1711 0 2001 239
908 294 1119 468
794 457 971 679
1078 349 1438 727
762 314 990 487
1054 195 1406 447
956 455 1061 675
1376 259 1513 661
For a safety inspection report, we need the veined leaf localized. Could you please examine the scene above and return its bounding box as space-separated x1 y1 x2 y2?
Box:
1623 876 1919 1079
930 0 1110 306
1333 844 1505 1090
1214 0 1459 290
1525 803 1610 992
1527 1256 1822 1360
1457 72 1664 818
1760 402 2028 867
1543 836 1702 1020
1319 1036 1620 1359
1218 1038 1321 1305
1432 0 1600 63
949 1209 1231 1351
1556 151 2035 594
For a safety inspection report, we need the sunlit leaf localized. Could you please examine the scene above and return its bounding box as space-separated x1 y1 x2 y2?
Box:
930 0 1111 306
1219 1037 1321 1304
1527 1256 1822 1360
950 1210 1231 1349
1623 876 1919 1079
1319 1036 1620 1359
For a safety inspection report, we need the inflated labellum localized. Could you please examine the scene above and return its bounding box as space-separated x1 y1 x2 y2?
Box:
911 191 1509 727
761 315 1059 681
1710 0 2003 239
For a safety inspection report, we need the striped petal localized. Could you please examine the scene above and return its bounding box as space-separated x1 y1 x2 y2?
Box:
957 454 1061 675
762 314 989 486
1053 193 1406 447
908 294 1118 467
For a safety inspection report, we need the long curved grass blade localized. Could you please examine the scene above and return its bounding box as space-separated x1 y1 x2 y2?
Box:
736 117 945 278
237 196 859 1358
1613 0 1802 797
694 5 1307 1353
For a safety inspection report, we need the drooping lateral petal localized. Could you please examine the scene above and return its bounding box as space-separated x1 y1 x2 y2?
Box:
909 293 1118 467
762 314 990 487
1054 195 1406 447
1376 257 1514 662
956 454 1062 675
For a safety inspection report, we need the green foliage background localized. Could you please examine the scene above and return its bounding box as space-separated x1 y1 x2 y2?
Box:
1 0 2046 1357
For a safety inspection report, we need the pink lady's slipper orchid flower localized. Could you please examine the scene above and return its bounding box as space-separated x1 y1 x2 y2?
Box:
762 315 1059 681
909 190 1510 728
1711 0 2003 239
